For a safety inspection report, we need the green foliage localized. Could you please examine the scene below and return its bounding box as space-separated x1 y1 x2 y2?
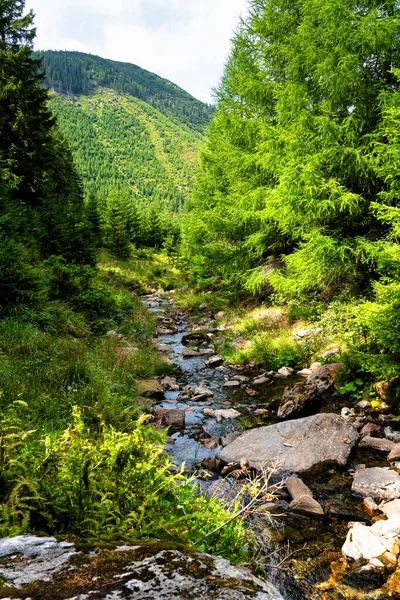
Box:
183 0 400 299
0 407 251 560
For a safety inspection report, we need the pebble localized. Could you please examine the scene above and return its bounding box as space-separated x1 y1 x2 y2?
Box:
223 380 241 389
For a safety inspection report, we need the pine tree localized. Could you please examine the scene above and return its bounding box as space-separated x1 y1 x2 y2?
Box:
106 189 131 260
184 0 400 299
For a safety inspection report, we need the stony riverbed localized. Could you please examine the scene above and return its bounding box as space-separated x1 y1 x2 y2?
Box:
140 290 400 600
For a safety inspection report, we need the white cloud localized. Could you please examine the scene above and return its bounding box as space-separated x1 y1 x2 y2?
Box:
25 0 249 103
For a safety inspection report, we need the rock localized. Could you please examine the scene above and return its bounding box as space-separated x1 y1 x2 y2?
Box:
388 444 400 462
297 369 312 377
342 523 387 562
357 400 371 410
182 331 210 345
293 327 322 340
289 495 324 515
157 343 173 354
374 378 399 402
254 409 269 416
154 408 186 433
310 361 322 372
370 518 400 538
253 376 270 386
352 467 400 500
205 355 224 368
233 375 250 383
0 535 77 586
203 408 241 421
341 564 386 591
341 407 356 421
221 432 243 447
363 497 380 516
359 436 395 453
214 311 225 320
107 330 124 340
218 413 358 474
202 438 219 450
285 476 313 499
382 500 400 520
137 380 165 400
182 348 201 358
223 380 241 389
384 427 400 444
0 540 284 600
245 387 260 397
157 327 176 335
199 303 209 311
275 367 294 378
198 348 215 356
161 376 179 391
277 363 342 419
360 423 381 438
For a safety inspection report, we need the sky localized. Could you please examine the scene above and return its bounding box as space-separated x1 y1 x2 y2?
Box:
25 0 249 104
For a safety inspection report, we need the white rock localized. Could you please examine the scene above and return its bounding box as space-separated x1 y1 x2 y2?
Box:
370 518 400 538
275 367 294 378
382 499 400 520
342 523 386 562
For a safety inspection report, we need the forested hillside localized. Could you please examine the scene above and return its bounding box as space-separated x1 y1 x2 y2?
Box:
48 89 203 212
36 50 213 132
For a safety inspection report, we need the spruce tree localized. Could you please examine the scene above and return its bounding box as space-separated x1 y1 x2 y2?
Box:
106 189 131 260
184 0 400 299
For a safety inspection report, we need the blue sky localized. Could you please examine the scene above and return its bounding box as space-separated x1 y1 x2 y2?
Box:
25 0 249 103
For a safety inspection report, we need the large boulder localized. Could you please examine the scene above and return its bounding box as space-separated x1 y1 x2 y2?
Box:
0 537 284 600
277 363 342 419
352 467 400 501
218 413 358 474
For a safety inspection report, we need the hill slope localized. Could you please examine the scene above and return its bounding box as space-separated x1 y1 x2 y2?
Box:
37 51 212 211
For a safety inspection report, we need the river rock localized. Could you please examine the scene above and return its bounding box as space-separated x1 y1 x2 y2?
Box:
342 523 387 562
0 535 77 586
137 380 165 399
382 500 400 519
154 408 185 433
253 376 270 386
275 367 294 378
218 413 358 474
352 467 400 500
206 355 224 368
223 380 241 389
285 476 313 499
360 423 381 438
203 408 241 421
384 427 400 444
277 363 342 419
182 348 202 358
359 436 395 453
289 495 324 515
182 331 210 345
364 497 380 516
388 445 400 462
0 539 284 600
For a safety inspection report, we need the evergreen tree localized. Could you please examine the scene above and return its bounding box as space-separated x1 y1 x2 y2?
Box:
106 189 131 260
183 0 400 299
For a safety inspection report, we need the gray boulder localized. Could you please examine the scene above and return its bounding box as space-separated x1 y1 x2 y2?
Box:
352 467 400 500
0 537 283 600
218 413 358 474
277 363 342 419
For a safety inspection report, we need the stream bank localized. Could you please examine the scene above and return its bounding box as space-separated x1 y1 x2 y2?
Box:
142 289 400 600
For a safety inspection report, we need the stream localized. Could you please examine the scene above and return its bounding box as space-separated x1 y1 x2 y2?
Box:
142 291 400 600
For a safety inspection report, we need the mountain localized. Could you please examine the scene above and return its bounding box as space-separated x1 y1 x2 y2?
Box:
36 51 213 211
